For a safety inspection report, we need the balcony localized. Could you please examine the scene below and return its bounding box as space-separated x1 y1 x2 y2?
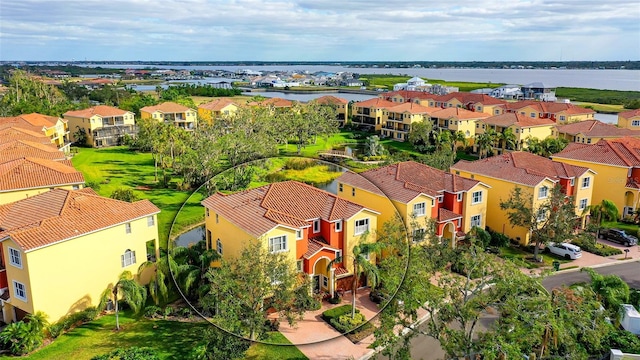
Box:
93 125 138 140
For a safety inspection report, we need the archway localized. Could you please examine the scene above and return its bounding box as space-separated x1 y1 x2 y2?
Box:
312 257 331 295
442 222 456 248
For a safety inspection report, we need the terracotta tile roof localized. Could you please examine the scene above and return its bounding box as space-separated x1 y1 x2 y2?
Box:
335 266 349 276
0 117 44 134
440 92 507 106
342 161 479 204
336 171 385 196
481 113 555 128
353 98 396 108
430 107 491 120
451 152 590 186
381 90 440 102
197 98 238 111
0 127 50 145
18 113 64 128
312 95 348 105
201 181 368 237
63 105 132 118
303 236 338 259
140 102 194 114
0 157 84 192
619 109 640 119
0 140 65 162
553 137 640 167
0 189 159 252
385 102 439 114
556 120 640 138
504 101 594 116
247 97 294 108
438 208 462 223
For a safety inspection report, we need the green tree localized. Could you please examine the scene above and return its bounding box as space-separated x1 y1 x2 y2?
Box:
363 135 385 157
407 120 433 151
584 199 619 238
0 312 49 355
475 128 497 159
0 69 74 116
110 187 139 202
433 128 452 152
582 267 630 315
172 240 220 301
91 347 161 360
188 327 250 360
99 271 147 331
497 127 517 153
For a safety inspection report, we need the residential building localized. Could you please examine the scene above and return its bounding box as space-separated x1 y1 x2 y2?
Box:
451 152 595 244
0 114 70 152
246 97 295 112
477 113 556 153
551 137 640 217
351 98 396 131
63 105 137 147
504 101 596 124
310 96 349 125
617 109 640 130
336 161 490 244
393 77 428 91
201 181 379 295
490 85 523 100
0 127 51 146
0 140 66 163
555 120 640 144
197 98 239 124
521 82 557 102
380 90 438 104
0 188 160 322
437 92 508 116
381 102 438 141
430 107 491 141
140 102 198 131
0 157 85 205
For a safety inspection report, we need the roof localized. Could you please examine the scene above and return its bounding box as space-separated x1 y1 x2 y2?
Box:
556 120 640 138
0 140 65 162
340 161 480 203
18 113 64 128
439 92 507 106
451 152 590 186
0 188 160 252
0 157 85 192
504 101 595 115
312 95 348 105
197 98 238 111
0 127 51 145
438 208 462 223
619 109 640 119
0 117 44 134
140 102 194 113
353 98 396 108
201 181 369 237
63 105 132 118
303 236 338 259
382 90 440 102
430 107 491 120
481 113 555 128
385 102 438 114
553 137 640 167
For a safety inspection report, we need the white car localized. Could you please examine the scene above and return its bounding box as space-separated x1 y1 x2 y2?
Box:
547 242 582 260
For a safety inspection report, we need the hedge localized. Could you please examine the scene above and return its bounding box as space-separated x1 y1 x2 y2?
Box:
572 238 622 257
322 304 353 323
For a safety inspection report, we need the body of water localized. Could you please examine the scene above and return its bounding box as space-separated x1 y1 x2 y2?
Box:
241 91 375 102
173 225 205 248
594 113 618 124
83 63 639 91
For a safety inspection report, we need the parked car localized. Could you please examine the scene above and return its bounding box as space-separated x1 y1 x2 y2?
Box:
546 242 582 260
598 228 638 247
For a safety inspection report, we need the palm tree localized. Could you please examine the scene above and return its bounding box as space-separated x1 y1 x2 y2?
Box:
99 271 147 331
434 128 452 152
451 131 468 162
583 199 619 239
475 129 497 159
327 239 384 319
172 240 220 300
525 137 543 155
497 128 517 154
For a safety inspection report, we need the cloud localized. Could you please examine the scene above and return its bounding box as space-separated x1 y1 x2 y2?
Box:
0 0 638 61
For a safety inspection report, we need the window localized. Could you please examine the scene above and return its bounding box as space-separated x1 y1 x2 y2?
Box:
457 193 463 202
355 218 370 235
538 186 548 199
121 249 136 267
339 183 343 192
206 208 210 217
323 276 328 287
412 228 426 243
352 188 355 196
268 235 287 253
216 214 219 223
147 216 155 227
13 281 26 302
216 239 223 255
9 248 22 268
470 215 482 228
437 196 444 203
530 112 535 118
471 191 482 205
296 229 303 240
582 177 591 189
579 199 588 210
335 220 342 232
570 178 575 186
587 138 591 144
413 202 426 217
296 260 303 273
632 120 640 127
336 250 343 262
559 115 566 121
125 223 132 234
72 185 80 190
313 219 320 233
537 209 547 222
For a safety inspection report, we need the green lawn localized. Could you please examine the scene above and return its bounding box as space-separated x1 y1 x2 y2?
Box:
71 147 204 249
602 221 640 235
499 246 570 269
246 332 307 360
278 131 361 158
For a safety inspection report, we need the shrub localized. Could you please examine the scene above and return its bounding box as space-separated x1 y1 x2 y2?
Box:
91 346 161 360
322 304 353 322
48 307 99 339
178 307 192 318
284 158 315 170
327 294 342 304
573 237 622 257
0 313 48 355
489 231 510 248
144 305 162 319
163 306 174 319
330 312 365 333
605 329 640 354
47 323 65 339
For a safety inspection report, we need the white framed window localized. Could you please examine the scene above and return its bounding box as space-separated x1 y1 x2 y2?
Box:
336 250 343 262
530 112 535 118
322 276 328 288
13 281 27 302
355 218 370 235
632 120 640 127
559 115 566 121
9 247 22 269
582 177 591 189
570 178 575 186
470 214 482 228
537 209 547 222
216 239 223 255
457 193 463 202
313 219 320 233
413 202 426 217
437 195 444 204
412 228 426 243
339 183 343 192
147 216 155 227
335 220 342 232
296 229 303 240
121 249 136 267
296 260 303 273
471 191 482 205
125 223 132 234
538 186 549 199
268 235 288 253
579 198 588 210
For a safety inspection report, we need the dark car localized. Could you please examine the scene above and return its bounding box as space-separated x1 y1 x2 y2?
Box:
599 228 638 247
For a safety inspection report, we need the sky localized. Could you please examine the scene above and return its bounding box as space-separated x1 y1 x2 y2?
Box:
1 0 639 62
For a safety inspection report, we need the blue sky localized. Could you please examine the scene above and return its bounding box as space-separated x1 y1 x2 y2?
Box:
1 0 639 61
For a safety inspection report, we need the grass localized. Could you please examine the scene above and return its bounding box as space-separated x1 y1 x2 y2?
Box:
602 221 640 236
278 131 361 158
380 139 422 156
245 332 307 360
499 246 570 269
71 147 205 249
573 101 625 114
556 87 640 106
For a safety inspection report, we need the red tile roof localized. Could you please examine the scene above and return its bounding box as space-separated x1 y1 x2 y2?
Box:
451 152 590 186
481 113 555 128
381 90 440 102
440 92 507 106
438 208 462 223
430 107 491 120
18 113 65 128
385 102 438 114
197 98 238 111
556 120 640 138
353 98 396 108
553 137 640 167
63 105 132 118
303 236 338 259
0 189 159 251
312 95 348 105
619 109 640 119
201 181 369 237
0 117 44 134
504 101 595 115
0 157 84 192
0 127 51 145
140 102 194 113
0 140 65 162
339 161 480 203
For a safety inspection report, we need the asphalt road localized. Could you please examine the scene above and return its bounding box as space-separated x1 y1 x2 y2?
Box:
376 260 640 360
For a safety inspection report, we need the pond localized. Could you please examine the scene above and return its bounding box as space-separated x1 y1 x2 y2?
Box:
173 225 205 248
312 163 346 195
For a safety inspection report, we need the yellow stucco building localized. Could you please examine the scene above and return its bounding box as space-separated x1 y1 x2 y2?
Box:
504 101 595 124
0 188 160 322
551 137 640 218
140 102 198 131
451 152 595 244
617 109 640 130
311 96 349 126
201 181 379 295
554 120 640 145
0 114 70 153
380 102 438 141
197 98 239 124
431 107 491 142
351 98 396 131
477 113 556 153
63 105 136 147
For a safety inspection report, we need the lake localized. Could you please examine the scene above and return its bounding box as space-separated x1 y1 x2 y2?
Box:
173 225 205 248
